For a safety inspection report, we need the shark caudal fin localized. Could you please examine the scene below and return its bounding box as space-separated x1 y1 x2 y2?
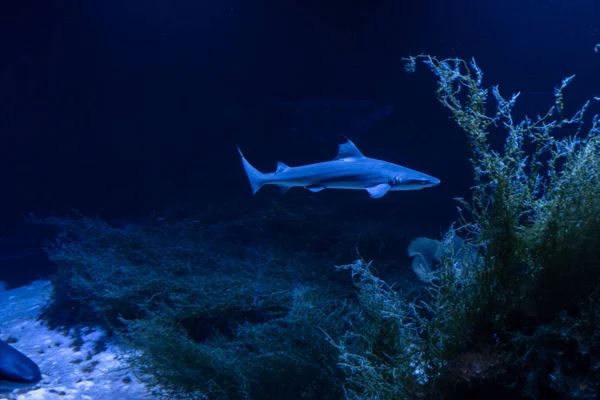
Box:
237 147 266 194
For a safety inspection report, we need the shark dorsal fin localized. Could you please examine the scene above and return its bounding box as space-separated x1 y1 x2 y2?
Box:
276 161 290 173
335 139 364 160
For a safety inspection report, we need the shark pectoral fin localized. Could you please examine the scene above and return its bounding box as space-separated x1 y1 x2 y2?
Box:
279 185 292 194
366 183 391 199
276 162 290 173
306 186 325 193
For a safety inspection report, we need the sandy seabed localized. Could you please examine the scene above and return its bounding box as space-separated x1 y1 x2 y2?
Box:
0 281 151 400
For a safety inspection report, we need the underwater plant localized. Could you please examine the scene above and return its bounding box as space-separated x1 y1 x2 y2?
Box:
404 54 600 324
35 212 353 399
330 55 600 398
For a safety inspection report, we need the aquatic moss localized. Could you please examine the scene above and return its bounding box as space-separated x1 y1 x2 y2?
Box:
35 212 352 399
325 259 443 399
331 55 600 398
122 284 350 399
406 55 600 324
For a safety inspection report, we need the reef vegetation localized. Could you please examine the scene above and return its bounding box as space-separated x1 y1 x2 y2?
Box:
329 55 600 399
36 55 600 399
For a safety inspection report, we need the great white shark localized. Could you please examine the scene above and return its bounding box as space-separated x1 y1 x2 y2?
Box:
237 139 440 199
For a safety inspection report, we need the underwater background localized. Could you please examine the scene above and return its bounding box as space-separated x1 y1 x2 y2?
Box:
1 0 600 399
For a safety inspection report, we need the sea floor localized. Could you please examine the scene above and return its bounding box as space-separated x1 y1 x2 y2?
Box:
0 281 150 400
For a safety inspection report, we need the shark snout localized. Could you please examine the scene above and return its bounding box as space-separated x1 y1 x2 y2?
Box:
414 174 440 189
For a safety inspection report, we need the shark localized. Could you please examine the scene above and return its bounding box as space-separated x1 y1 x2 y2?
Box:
237 139 440 199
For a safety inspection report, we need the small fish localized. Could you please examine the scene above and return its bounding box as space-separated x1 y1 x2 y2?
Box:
237 139 440 199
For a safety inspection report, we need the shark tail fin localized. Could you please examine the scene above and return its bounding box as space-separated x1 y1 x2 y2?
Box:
237 147 266 194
